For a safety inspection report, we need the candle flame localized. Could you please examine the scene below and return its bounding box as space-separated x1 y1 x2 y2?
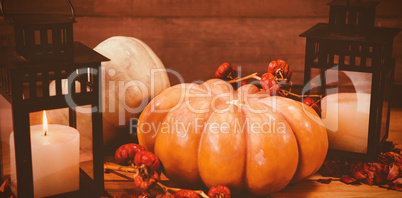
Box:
43 111 48 136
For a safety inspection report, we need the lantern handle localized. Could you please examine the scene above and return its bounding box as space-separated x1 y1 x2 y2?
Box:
0 0 76 26
0 0 14 25
66 0 76 22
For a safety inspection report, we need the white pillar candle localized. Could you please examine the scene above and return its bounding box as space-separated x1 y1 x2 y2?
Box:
9 124 80 198
321 93 371 154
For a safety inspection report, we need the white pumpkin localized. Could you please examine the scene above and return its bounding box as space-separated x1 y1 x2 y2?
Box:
31 36 170 145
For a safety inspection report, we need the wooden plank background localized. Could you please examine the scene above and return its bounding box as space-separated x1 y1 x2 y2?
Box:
1 0 401 85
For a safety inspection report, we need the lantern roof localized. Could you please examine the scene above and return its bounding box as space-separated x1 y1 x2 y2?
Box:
327 0 379 8
6 14 75 26
0 42 109 70
299 23 400 44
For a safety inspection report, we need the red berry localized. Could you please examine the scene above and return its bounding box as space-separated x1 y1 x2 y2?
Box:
173 189 199 198
267 59 292 81
215 62 233 79
260 73 284 96
115 143 146 165
302 97 321 116
240 80 247 86
134 170 159 191
267 60 279 74
208 185 231 198
134 151 161 172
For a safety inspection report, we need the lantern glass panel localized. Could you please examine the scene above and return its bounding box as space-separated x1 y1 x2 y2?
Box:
9 111 80 198
307 68 322 95
307 68 372 93
379 68 393 143
2 100 96 197
308 67 374 154
0 94 13 186
30 107 94 159
300 0 399 157
30 107 94 165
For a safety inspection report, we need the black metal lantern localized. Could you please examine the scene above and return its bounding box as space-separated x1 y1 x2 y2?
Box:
0 0 109 197
300 0 400 158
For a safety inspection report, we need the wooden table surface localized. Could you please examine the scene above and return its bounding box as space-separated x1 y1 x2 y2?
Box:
103 108 402 198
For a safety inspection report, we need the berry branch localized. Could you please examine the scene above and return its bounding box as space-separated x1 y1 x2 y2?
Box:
105 162 137 173
215 60 323 116
227 72 260 83
156 182 210 198
108 144 231 198
280 89 322 99
105 163 211 198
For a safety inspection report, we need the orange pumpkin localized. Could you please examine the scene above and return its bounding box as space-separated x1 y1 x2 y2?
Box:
137 79 328 195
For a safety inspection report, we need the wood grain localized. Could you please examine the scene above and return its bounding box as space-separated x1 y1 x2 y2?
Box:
271 180 402 197
2 0 402 17
3 17 400 85
1 1 401 86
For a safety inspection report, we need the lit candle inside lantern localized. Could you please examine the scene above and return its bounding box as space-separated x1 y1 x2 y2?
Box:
43 111 48 136
321 93 371 154
10 111 80 198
